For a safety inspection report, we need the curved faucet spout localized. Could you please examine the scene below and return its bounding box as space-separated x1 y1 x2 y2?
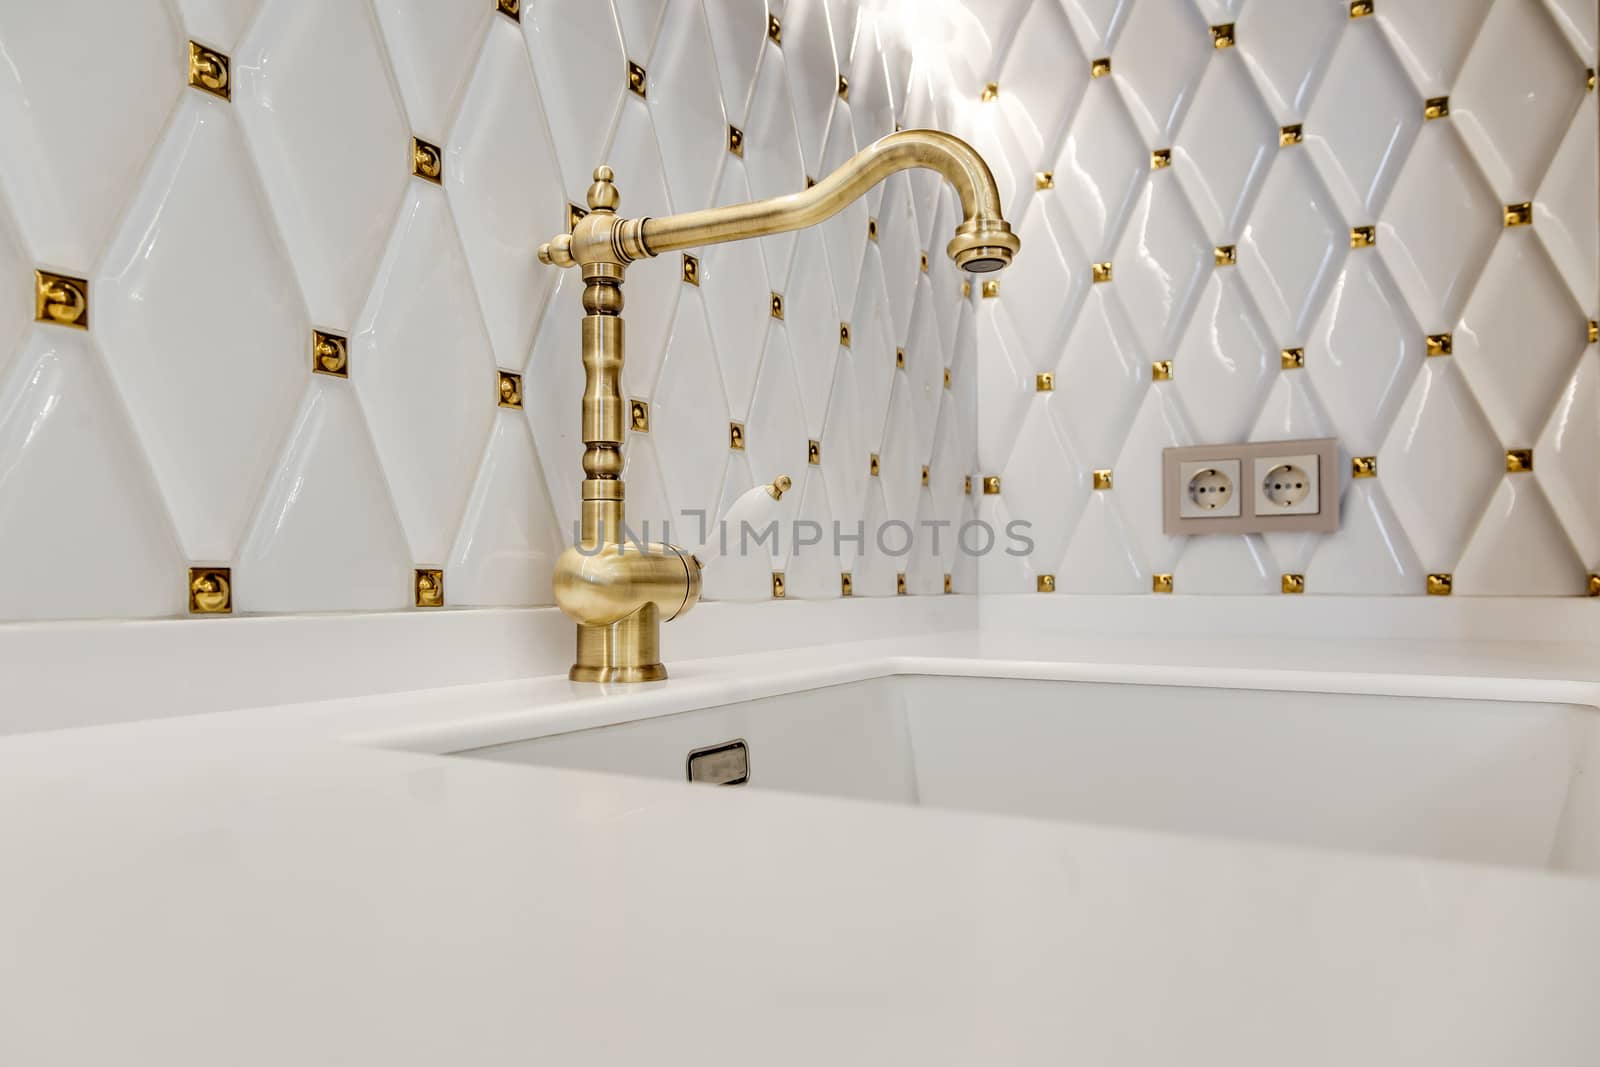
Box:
638 129 1019 272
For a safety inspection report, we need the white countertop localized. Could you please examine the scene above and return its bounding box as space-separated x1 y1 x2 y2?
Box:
3 629 1599 1065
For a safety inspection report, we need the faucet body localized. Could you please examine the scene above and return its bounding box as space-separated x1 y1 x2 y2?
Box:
540 130 1018 683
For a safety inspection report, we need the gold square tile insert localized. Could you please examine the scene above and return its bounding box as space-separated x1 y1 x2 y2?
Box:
414 568 444 608
1036 372 1054 392
1424 96 1449 120
411 136 443 184
982 475 1001 495
768 13 782 44
627 60 647 98
1152 573 1174 594
943 367 952 389
838 74 849 100
1426 332 1452 356
896 573 908 595
35 270 88 329
681 253 699 286
839 321 851 347
1092 261 1113 283
944 574 953 595
1210 23 1235 48
629 398 649 433
921 465 930 486
1151 148 1172 169
497 370 522 409
964 475 972 495
729 422 745 450
1035 171 1054 190
1152 359 1173 381
920 251 929 272
187 41 230 100
770 291 784 319
870 453 880 477
1506 448 1533 473
1350 0 1374 16
1281 347 1305 369
895 347 905 368
840 572 853 597
1214 244 1236 266
188 566 231 615
1589 574 1600 597
728 125 744 157
1279 124 1303 147
1091 57 1111 78
981 279 1000 298
1352 455 1377 478
1503 202 1532 227
1589 320 1597 344
808 439 821 465
867 216 878 241
1426 573 1453 596
568 203 587 232
313 329 348 376
771 571 786 598
981 82 999 102
1037 574 1056 593
1093 469 1113 490
1350 225 1376 248
1281 573 1305 594
496 0 520 21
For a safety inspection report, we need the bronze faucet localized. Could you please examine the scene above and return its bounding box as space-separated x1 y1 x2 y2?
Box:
537 129 1019 682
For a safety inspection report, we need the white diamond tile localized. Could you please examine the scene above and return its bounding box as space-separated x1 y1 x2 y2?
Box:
904 277 946 462
97 96 308 562
746 43 808 278
1173 533 1277 594
1110 385 1194 573
0 331 184 619
235 380 411 613
1376 0 1494 97
878 376 922 528
1536 93 1598 312
1237 149 1346 342
1302 20 1420 219
654 290 731 523
995 0 1085 169
1378 120 1501 331
615 0 668 59
951 494 981 593
447 411 563 608
1251 362 1336 443
1058 490 1147 592
965 100 1030 227
999 401 1090 572
234 0 409 328
1537 349 1600 566
1306 253 1423 454
523 272 585 540
906 491 948 595
1113 0 1211 143
820 354 867 556
702 159 772 419
649 0 728 213
448 19 565 370
1171 270 1275 443
926 189 966 350
876 172 922 346
818 99 868 315
786 469 841 598
700 452 772 599
353 185 497 564
0 2 183 269
1542 0 1598 58
1381 357 1503 569
1454 231 1586 446
848 24 896 193
852 479 902 596
525 0 626 203
1235 0 1343 121
1456 475 1587 594
784 0 841 176
173 0 263 50
1053 76 1148 259
705 0 771 124
974 296 1033 472
747 325 810 494
850 246 896 450
0 203 29 371
783 228 840 436
621 432 674 543
1061 0 1132 57
975 496 1037 593
1112 169 1213 360
605 98 680 395
1173 51 1279 238
371 0 491 138
826 0 858 74
1048 286 1145 466
904 66 950 248
944 0 1031 86
1000 191 1088 363
1304 481 1423 595
1453 0 1586 201
928 395 973 571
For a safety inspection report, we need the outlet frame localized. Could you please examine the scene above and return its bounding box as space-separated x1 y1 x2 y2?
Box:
1162 438 1340 535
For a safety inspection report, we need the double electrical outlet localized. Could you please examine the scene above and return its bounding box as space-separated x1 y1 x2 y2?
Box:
1162 438 1340 535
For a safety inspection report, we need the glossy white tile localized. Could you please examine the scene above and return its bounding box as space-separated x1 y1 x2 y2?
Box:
371 0 492 139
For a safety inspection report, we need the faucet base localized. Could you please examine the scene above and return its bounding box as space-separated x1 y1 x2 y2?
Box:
570 604 666 683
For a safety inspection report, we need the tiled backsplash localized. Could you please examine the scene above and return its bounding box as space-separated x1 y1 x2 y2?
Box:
0 0 975 621
955 0 1599 596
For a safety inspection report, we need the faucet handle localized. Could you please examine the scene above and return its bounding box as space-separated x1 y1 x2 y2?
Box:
538 232 576 268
